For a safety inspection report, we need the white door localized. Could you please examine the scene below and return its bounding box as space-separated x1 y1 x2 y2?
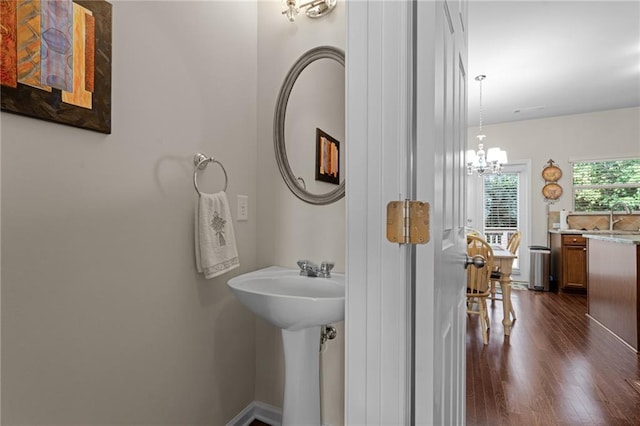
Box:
414 0 468 424
345 0 468 424
467 161 532 280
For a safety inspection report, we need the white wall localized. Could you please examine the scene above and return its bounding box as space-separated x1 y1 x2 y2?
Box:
1 2 258 424
467 107 640 247
256 2 346 425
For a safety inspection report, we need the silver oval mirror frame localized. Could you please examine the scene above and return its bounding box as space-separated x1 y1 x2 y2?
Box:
274 46 345 205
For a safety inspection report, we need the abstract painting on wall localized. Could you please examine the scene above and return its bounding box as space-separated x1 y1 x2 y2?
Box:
0 0 112 134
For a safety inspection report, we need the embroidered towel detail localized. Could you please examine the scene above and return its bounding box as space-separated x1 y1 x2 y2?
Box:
195 191 239 279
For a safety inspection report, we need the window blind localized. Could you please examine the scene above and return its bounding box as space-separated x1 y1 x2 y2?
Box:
483 173 519 228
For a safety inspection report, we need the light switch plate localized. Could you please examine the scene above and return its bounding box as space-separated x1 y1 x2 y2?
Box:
237 195 249 221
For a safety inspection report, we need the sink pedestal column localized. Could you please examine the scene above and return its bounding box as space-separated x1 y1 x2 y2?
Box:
281 325 321 426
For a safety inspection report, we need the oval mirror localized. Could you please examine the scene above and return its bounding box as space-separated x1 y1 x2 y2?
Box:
274 46 345 205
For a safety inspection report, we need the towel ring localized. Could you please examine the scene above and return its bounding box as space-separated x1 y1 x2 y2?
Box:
193 153 228 195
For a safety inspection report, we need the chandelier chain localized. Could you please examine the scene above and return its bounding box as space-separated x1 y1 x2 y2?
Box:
468 74 506 176
478 77 483 133
475 74 486 137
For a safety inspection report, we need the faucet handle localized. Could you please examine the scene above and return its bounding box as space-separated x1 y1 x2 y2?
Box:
320 261 335 276
297 259 319 270
297 259 310 269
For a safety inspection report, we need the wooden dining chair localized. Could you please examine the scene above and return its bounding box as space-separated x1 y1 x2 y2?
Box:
467 235 494 345
506 231 522 255
465 227 484 239
490 231 521 319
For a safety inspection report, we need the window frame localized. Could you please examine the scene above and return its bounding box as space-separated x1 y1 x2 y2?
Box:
570 157 640 213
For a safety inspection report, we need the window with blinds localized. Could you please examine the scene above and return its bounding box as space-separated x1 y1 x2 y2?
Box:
483 171 521 271
572 159 640 212
483 173 519 229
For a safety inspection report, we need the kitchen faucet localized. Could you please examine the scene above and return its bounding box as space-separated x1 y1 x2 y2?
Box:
609 202 632 231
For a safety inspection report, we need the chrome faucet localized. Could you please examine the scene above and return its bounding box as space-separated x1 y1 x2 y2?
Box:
609 202 632 231
297 259 334 278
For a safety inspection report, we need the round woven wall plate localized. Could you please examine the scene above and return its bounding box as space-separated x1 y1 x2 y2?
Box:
542 165 562 182
542 183 563 200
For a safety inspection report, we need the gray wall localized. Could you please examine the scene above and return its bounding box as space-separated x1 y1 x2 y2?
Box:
1 2 258 424
256 2 346 425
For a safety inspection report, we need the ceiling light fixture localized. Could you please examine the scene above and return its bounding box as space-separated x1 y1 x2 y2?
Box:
467 75 508 176
282 0 337 22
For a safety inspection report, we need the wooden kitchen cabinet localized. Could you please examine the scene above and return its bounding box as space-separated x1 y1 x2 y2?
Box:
550 233 588 293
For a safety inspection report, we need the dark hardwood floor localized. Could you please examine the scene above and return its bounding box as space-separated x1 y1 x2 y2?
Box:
467 288 640 425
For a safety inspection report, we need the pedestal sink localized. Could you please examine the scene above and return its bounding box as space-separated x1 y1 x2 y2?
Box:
227 266 345 426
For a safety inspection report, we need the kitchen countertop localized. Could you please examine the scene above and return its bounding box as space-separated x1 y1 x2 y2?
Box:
583 234 640 245
549 229 640 235
549 229 585 234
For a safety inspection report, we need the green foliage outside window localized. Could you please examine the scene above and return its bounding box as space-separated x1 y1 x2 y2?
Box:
572 159 640 212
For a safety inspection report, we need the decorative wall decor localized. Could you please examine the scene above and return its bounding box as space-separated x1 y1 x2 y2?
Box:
542 183 563 201
0 0 112 134
542 159 562 182
542 159 563 203
315 128 340 185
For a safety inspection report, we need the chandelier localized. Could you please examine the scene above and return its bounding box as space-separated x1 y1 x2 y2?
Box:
466 75 507 175
282 0 337 22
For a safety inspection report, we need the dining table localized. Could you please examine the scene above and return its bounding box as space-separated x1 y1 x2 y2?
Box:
491 245 517 335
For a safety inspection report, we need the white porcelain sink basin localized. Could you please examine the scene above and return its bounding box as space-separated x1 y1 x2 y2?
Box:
227 266 345 331
228 266 345 425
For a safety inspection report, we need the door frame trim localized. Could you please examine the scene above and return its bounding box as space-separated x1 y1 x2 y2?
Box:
467 159 532 278
345 1 413 424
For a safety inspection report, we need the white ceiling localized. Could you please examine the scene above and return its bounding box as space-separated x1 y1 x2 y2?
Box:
467 1 640 125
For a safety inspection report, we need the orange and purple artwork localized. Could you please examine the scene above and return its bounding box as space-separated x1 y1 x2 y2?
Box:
0 0 111 134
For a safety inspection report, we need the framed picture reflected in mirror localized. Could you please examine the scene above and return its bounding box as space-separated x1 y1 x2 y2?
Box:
315 128 340 185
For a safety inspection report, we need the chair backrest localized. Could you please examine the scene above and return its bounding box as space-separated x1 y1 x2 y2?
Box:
467 235 494 295
506 231 522 255
465 227 484 238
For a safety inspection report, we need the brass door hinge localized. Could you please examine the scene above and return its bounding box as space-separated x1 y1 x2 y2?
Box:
386 200 430 244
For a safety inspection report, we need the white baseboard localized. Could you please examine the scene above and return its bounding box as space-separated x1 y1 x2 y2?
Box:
226 401 333 426
226 401 282 426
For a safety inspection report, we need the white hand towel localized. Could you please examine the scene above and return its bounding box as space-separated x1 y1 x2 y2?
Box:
195 191 240 279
